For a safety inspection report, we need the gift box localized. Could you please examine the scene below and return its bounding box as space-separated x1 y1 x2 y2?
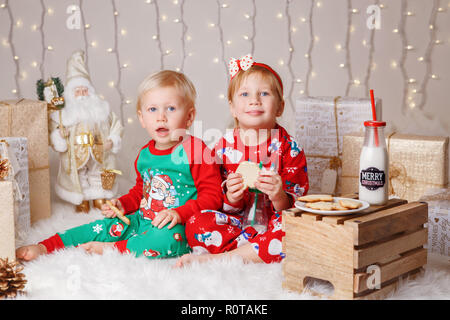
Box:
420 189 450 257
0 137 30 237
0 181 16 260
0 99 51 223
295 96 382 194
341 133 449 201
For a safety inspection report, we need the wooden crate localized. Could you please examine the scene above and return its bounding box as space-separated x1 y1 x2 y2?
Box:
282 195 428 300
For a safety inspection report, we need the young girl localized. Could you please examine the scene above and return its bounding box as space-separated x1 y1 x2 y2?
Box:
175 55 309 266
16 70 223 261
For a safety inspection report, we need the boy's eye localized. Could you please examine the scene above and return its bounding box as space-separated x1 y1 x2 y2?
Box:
148 107 157 112
167 106 176 112
260 91 269 96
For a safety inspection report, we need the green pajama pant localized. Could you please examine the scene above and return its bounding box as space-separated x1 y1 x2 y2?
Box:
57 212 191 259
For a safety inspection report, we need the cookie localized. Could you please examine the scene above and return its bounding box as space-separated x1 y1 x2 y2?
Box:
235 161 261 189
305 201 334 211
297 194 333 203
332 203 348 211
338 199 362 209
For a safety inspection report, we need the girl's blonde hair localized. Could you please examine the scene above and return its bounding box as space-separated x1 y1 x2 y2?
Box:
227 64 284 127
136 70 197 113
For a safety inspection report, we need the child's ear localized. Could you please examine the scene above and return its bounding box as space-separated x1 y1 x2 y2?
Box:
137 109 145 128
228 100 237 118
276 100 285 117
186 107 196 128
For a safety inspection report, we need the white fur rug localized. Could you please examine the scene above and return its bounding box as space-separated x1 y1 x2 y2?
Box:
13 200 450 300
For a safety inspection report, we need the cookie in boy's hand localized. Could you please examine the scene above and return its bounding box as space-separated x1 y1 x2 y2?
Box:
297 194 333 203
235 161 261 189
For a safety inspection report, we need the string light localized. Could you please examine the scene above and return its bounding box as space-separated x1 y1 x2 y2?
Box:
151 0 164 69
415 0 441 111
179 0 188 72
112 0 125 124
363 0 380 94
304 0 315 96
344 0 355 96
5 0 20 97
79 0 89 67
285 0 295 112
0 0 447 133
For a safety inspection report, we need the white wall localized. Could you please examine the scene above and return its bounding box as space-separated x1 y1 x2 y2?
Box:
1 0 448 194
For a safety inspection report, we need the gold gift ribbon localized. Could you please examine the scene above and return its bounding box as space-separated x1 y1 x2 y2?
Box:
102 168 122 175
0 158 11 180
305 96 343 194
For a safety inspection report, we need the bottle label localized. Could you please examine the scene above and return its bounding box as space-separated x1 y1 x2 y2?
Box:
360 167 386 190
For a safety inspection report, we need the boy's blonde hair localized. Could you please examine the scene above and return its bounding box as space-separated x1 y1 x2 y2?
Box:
136 70 197 113
227 64 284 127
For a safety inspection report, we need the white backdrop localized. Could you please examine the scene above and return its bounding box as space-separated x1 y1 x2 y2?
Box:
1 0 449 194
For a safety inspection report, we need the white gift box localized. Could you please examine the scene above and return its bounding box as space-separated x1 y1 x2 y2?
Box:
421 189 450 257
295 96 382 194
0 137 30 238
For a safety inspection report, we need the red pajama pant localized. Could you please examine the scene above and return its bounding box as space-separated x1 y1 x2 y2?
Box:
185 209 285 263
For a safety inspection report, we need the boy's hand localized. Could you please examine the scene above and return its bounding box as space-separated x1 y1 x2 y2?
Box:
225 172 246 204
101 198 124 218
254 169 289 210
152 209 181 229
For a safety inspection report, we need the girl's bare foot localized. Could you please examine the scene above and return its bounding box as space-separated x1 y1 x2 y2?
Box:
80 241 114 255
16 244 47 261
174 252 223 268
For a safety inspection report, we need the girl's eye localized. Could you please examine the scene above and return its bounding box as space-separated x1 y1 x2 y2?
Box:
260 91 269 96
148 107 157 112
167 106 176 112
240 92 248 97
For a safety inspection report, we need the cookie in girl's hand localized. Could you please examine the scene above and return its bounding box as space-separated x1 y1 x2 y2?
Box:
235 161 261 189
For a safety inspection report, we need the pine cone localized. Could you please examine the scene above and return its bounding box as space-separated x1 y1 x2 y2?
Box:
0 258 27 299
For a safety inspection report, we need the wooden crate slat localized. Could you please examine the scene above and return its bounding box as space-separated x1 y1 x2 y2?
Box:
322 198 407 225
353 247 427 293
354 268 424 300
346 202 428 245
353 228 427 268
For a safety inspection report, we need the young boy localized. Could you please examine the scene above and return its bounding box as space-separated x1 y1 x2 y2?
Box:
16 70 223 261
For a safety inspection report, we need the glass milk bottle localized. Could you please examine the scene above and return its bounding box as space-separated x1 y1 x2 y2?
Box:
243 191 269 234
359 121 389 205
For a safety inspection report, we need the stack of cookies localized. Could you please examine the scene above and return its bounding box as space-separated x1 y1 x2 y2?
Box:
297 195 363 211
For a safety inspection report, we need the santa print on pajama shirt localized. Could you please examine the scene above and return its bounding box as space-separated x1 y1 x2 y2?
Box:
39 135 223 259
185 124 309 263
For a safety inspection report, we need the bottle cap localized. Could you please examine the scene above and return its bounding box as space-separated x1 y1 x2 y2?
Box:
364 120 386 127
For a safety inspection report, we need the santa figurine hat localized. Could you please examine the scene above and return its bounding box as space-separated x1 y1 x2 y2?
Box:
65 50 95 93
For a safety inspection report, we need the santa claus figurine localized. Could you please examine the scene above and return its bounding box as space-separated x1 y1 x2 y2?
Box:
49 50 124 213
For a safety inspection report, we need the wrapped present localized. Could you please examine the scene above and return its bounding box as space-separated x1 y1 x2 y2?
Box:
0 138 30 238
341 133 449 201
0 181 15 260
0 99 51 223
420 189 450 257
295 96 382 194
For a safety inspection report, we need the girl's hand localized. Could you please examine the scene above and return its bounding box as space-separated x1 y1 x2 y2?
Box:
254 169 290 211
101 198 124 218
151 209 181 229
225 172 246 204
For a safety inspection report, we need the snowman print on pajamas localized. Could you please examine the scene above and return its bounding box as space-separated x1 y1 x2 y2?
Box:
194 231 223 247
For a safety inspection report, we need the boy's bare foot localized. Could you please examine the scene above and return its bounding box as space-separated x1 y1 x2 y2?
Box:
80 241 114 255
16 244 47 261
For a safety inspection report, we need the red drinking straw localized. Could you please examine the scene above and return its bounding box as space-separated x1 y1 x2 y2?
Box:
370 89 379 146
